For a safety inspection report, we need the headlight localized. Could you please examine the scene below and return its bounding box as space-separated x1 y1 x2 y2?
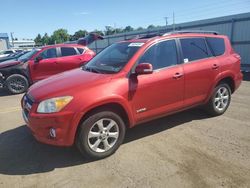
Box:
37 96 73 113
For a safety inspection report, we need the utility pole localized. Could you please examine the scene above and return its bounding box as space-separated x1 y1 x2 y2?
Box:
10 32 14 48
114 23 117 34
173 12 175 31
164 17 168 27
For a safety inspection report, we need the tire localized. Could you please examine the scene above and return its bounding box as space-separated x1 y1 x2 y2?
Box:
76 111 126 159
6 74 29 94
206 83 231 116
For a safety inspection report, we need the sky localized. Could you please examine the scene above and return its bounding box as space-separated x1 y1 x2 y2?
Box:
0 0 250 39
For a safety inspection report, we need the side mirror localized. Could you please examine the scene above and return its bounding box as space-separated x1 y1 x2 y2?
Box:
135 63 153 75
34 56 43 63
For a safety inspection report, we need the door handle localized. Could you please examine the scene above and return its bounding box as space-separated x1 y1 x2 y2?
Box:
173 72 183 79
212 64 219 70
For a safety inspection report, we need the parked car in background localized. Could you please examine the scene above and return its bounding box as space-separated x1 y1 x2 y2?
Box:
0 49 17 58
0 51 28 63
21 31 242 159
0 33 103 94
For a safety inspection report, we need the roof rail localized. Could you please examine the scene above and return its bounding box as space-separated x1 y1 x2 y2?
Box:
162 30 219 36
125 33 161 41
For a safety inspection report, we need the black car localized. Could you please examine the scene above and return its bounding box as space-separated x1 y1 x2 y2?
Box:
0 51 28 63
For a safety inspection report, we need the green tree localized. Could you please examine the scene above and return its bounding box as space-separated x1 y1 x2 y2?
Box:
91 29 104 36
34 34 42 45
147 25 156 29
114 28 123 34
70 30 88 41
105 26 114 35
51 29 69 44
41 33 50 45
136 27 144 31
123 26 134 32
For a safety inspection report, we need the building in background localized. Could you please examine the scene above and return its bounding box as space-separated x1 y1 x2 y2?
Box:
0 33 10 51
12 39 35 49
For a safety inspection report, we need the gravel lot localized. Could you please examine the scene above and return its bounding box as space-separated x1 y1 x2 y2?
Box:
0 81 249 188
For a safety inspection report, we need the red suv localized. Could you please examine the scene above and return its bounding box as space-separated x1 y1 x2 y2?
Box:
0 34 102 94
21 31 242 159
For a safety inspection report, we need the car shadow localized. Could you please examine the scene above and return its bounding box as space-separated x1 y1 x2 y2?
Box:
0 108 209 175
0 89 10 97
243 72 250 81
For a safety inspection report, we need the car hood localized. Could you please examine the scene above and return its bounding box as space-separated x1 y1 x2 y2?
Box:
28 68 113 101
0 60 21 69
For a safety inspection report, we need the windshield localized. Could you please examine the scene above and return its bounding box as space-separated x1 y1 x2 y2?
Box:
18 49 39 62
84 42 143 73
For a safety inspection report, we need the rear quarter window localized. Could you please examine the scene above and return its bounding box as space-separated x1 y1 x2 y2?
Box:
77 48 85 54
206 37 225 56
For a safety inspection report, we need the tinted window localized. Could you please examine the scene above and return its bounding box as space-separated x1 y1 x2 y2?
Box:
206 37 225 56
138 40 178 70
40 48 57 59
77 48 84 54
180 38 212 62
61 47 77 56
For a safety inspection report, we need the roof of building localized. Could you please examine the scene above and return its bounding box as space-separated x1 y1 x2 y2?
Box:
0 33 9 38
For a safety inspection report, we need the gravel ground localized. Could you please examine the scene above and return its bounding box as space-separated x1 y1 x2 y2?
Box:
0 81 249 188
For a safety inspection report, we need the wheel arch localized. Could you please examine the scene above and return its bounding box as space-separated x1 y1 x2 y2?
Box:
70 100 134 145
215 76 235 93
4 68 32 85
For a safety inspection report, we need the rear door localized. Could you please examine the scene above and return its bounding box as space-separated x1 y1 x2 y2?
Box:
179 37 220 106
55 47 85 73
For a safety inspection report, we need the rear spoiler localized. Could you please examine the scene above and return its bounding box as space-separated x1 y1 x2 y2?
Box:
65 33 104 46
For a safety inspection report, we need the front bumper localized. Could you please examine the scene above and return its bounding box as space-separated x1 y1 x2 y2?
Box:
22 95 76 146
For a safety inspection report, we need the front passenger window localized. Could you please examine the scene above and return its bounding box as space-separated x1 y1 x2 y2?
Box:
138 40 178 70
40 48 57 59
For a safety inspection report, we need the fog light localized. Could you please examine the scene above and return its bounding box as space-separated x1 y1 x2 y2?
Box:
49 128 56 138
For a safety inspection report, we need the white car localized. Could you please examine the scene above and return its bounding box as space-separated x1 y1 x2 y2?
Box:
0 49 16 58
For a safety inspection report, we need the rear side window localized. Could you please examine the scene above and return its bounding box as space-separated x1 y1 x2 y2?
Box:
138 40 178 70
77 48 85 54
61 47 77 57
180 38 212 62
206 37 225 56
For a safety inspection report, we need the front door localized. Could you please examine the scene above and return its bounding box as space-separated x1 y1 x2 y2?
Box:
30 47 58 82
129 39 184 123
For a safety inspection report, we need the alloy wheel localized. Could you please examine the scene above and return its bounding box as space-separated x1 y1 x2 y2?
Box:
87 118 119 153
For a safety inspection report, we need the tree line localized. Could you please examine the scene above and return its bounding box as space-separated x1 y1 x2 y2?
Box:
34 25 159 45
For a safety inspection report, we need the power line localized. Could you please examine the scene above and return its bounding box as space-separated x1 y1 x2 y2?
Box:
126 0 250 26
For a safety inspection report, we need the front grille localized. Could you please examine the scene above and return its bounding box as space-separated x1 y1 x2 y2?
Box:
23 94 34 116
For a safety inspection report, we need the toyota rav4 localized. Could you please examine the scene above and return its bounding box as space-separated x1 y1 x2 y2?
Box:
21 31 242 159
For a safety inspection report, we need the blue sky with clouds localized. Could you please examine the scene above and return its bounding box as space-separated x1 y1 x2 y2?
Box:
0 0 249 39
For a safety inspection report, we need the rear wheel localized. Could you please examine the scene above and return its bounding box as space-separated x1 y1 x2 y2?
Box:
6 74 29 94
76 111 126 159
206 83 231 116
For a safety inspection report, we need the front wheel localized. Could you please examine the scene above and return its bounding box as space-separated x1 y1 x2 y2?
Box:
76 111 126 159
6 74 29 94
206 83 231 116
